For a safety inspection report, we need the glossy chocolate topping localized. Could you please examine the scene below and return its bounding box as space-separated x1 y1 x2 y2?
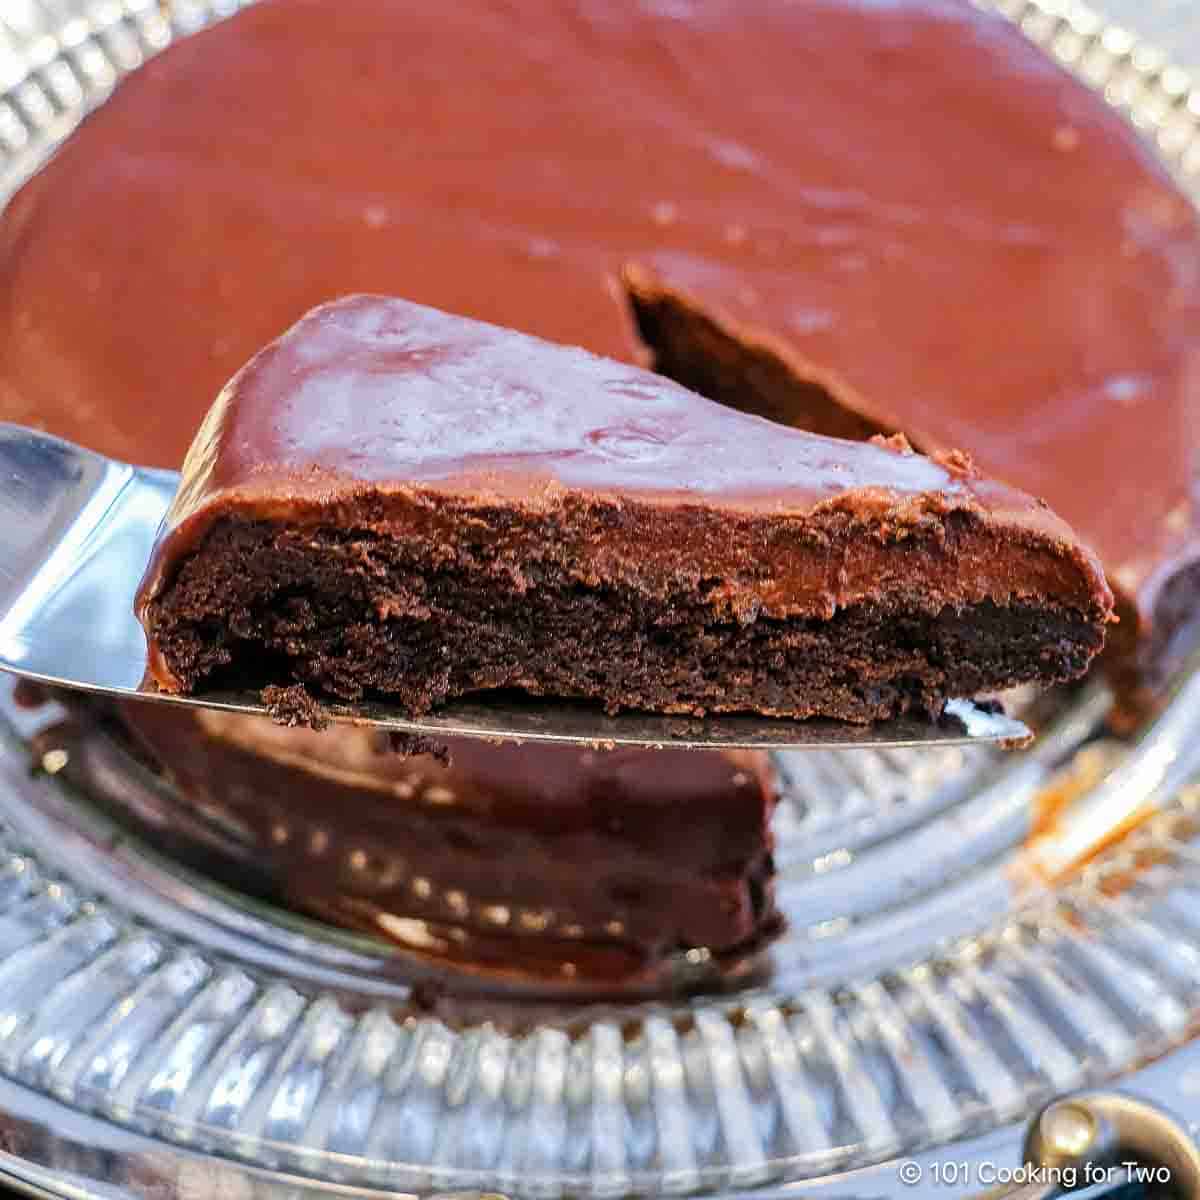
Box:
136 296 1112 666
0 0 1191 671
110 703 779 991
0 0 1164 984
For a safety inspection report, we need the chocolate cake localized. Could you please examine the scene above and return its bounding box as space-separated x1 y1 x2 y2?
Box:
0 0 1184 989
0 0 1194 709
106 704 779 990
137 295 1112 725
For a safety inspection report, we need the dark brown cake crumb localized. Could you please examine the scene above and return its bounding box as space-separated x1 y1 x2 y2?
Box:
386 730 452 765
261 684 329 731
157 517 1106 725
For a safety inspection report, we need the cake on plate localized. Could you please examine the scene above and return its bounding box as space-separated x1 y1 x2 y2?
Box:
0 0 1194 710
0 0 1188 987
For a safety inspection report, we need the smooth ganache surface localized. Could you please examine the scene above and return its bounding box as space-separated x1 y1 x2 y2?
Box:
0 0 1194 705
112 704 780 992
136 296 1112 723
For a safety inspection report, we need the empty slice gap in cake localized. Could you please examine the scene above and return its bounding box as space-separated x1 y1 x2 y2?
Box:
135 294 1114 727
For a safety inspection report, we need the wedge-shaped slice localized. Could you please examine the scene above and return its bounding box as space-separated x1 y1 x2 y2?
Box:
136 295 1113 724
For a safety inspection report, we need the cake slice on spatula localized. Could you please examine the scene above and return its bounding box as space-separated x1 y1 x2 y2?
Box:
136 294 1113 727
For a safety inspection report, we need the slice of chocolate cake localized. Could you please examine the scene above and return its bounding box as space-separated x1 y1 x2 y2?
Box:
136 295 1112 725
0 0 1193 714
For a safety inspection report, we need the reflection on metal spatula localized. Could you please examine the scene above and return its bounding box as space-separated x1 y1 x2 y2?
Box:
0 423 1031 750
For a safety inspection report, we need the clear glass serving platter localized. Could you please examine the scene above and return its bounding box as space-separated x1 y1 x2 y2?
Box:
2 1 1200 1196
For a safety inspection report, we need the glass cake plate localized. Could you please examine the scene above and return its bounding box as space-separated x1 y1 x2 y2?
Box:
2 1 1200 1196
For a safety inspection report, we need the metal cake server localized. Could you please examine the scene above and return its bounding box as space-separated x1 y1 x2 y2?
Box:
0 422 1030 749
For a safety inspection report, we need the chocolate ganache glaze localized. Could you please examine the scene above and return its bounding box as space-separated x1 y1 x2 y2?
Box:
0 0 1195 705
13 681 781 993
114 704 781 993
0 0 1184 988
135 296 1112 724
